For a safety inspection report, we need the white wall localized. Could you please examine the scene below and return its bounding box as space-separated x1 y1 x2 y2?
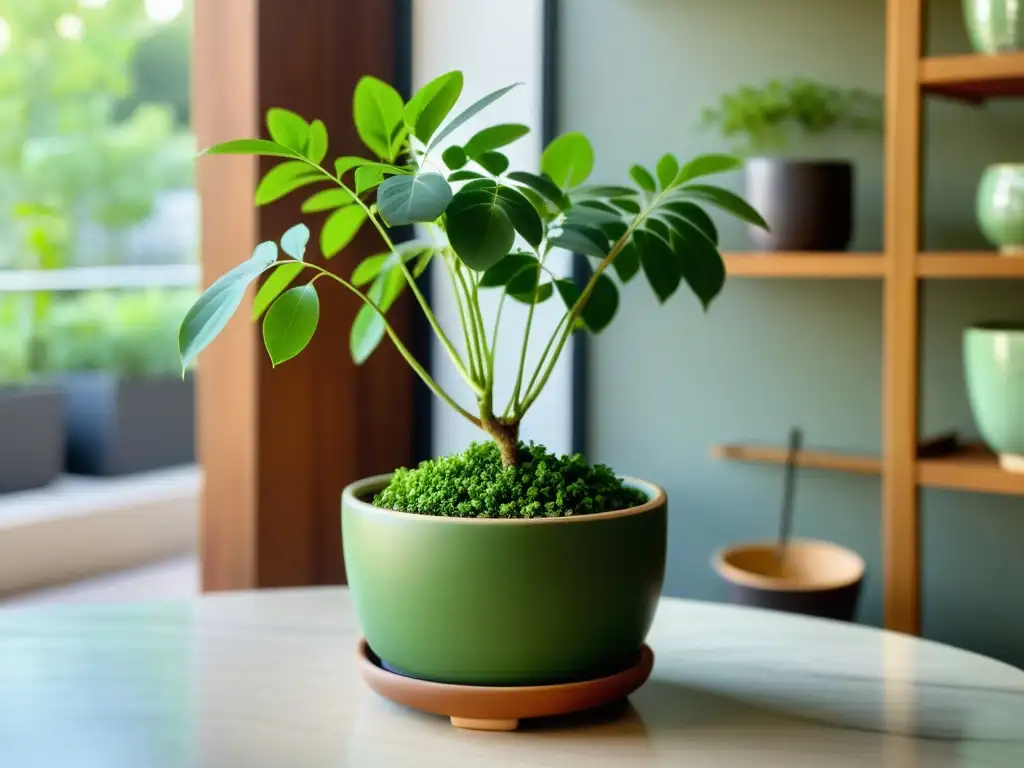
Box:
412 0 574 458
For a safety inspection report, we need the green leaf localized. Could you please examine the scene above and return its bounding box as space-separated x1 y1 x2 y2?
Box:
353 76 405 160
656 153 679 190
306 120 328 164
674 154 743 186
351 253 390 287
351 267 404 364
496 185 543 247
263 284 320 366
449 169 484 182
404 71 464 144
266 108 309 153
644 218 673 247
634 229 680 303
321 206 368 258
377 173 453 226
280 223 310 260
554 272 618 332
541 132 594 189
254 161 322 205
511 281 553 304
203 139 299 158
477 151 509 176
680 184 768 229
464 123 530 157
355 165 386 195
672 221 726 310
446 183 515 271
427 83 521 152
180 242 278 368
480 252 537 288
612 240 641 283
442 146 467 170
351 242 432 287
574 185 637 199
611 197 641 215
661 201 718 244
630 164 657 193
335 156 374 178
518 187 555 220
252 261 305 320
550 225 608 259
302 189 352 214
506 171 568 210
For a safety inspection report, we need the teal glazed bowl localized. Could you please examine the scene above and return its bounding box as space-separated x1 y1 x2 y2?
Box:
342 475 667 686
964 0 1023 53
964 323 1024 473
977 164 1024 255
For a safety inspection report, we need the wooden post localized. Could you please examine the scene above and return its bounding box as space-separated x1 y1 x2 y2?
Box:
192 0 415 590
882 0 924 634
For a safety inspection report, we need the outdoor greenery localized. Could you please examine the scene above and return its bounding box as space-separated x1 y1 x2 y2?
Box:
179 70 767 482
702 78 882 156
36 288 194 377
374 441 647 518
0 297 31 384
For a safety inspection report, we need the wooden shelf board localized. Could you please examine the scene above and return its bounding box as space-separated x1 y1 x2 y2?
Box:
723 253 885 278
917 252 1024 278
711 444 882 475
920 52 1024 101
918 445 1024 496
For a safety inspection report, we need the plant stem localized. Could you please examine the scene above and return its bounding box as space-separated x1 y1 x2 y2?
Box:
506 246 548 417
444 251 482 383
468 275 492 384
299 260 481 429
453 261 487 385
519 312 569 409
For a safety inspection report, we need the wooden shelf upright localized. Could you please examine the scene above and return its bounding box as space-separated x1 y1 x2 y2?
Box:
712 2 1024 636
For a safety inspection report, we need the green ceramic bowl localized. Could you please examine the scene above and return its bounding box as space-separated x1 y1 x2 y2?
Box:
977 164 1024 255
964 0 1023 53
342 475 667 685
964 323 1024 472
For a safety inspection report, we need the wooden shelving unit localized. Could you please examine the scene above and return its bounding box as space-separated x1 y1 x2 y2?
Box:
714 4 1024 637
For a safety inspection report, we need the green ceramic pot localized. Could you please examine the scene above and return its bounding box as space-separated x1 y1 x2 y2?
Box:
964 323 1024 473
342 474 667 685
964 0 1023 53
977 164 1024 256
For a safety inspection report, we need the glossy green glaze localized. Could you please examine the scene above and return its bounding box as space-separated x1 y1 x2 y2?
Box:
965 324 1024 470
977 164 1024 255
341 475 667 685
964 0 1023 52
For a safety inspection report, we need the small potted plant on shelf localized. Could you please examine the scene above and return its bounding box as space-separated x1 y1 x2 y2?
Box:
0 297 63 493
37 288 196 476
702 78 881 252
180 71 766 729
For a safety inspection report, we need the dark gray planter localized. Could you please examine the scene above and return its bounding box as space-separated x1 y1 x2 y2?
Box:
62 372 195 476
744 158 854 251
0 385 64 493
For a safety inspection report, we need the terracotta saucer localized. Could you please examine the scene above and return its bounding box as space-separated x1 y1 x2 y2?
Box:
355 639 654 732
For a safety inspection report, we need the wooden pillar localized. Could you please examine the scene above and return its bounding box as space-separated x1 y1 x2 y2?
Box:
882 0 924 634
192 0 415 590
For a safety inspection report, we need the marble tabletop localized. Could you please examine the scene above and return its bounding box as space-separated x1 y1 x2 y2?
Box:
0 588 1021 767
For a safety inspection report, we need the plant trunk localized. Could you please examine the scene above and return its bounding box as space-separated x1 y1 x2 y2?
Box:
483 418 520 467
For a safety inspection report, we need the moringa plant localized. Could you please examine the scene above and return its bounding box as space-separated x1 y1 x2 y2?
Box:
178 71 767 467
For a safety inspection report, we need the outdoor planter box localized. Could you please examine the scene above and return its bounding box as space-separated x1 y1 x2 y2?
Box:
0 385 64 493
62 372 195 476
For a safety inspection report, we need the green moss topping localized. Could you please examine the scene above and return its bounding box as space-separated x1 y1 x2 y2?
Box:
373 441 648 518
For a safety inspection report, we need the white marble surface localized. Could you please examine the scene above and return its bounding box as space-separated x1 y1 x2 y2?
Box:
0 589 1021 767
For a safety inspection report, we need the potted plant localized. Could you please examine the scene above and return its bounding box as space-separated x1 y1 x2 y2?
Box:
0 297 63 493
180 71 766 725
37 288 195 476
702 78 881 252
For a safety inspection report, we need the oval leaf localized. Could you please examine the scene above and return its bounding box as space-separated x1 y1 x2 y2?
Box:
180 242 278 368
612 240 641 283
496 185 542 247
377 173 453 226
449 169 485 182
280 223 310 260
480 252 537 288
680 184 769 230
306 119 328 164
266 108 309 153
661 201 719 245
656 153 679 190
506 171 568 210
203 139 299 158
335 156 374 178
446 185 515 271
672 222 726 310
464 123 530 157
542 132 594 190
477 151 509 176
321 206 368 258
511 281 553 304
255 161 322 205
353 76 404 160
404 71 464 145
302 189 352 214
252 261 305 320
630 164 657 193
350 267 404 365
634 229 681 303
550 225 608 260
263 284 320 366
553 272 618 332
442 146 467 170
427 83 521 152
674 154 743 186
